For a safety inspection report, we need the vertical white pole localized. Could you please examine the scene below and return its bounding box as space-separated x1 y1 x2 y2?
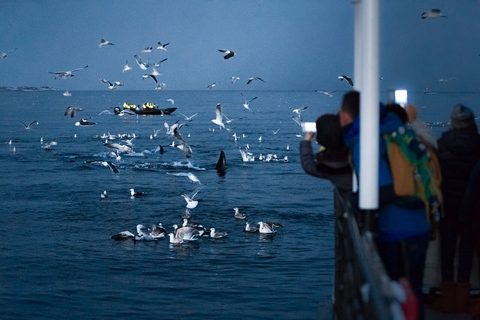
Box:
353 0 363 92
352 0 363 194
359 0 380 210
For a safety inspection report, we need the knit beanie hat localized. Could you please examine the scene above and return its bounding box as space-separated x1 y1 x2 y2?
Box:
316 114 344 148
450 104 475 129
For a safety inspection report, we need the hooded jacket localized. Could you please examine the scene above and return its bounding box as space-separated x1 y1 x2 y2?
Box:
343 108 431 242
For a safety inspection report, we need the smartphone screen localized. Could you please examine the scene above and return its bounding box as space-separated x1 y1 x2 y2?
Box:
301 122 316 133
394 89 408 107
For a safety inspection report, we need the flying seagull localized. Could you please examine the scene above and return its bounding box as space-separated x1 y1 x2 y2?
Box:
241 93 257 112
100 79 124 90
141 47 153 53
152 58 168 67
1 48 17 58
207 82 218 89
102 161 119 174
338 75 354 87
142 67 161 83
166 172 201 184
21 120 38 130
64 106 83 118
315 89 338 97
143 74 158 83
211 103 225 129
246 77 265 85
292 106 308 115
181 185 205 209
218 49 235 60
122 60 132 72
99 39 114 48
179 112 198 121
230 76 240 83
49 65 88 80
173 127 193 158
421 9 446 19
133 54 150 70
157 42 170 51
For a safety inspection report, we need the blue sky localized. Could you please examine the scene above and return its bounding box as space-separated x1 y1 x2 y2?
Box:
1 0 479 92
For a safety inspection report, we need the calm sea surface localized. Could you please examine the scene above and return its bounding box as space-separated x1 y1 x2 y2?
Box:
0 90 478 319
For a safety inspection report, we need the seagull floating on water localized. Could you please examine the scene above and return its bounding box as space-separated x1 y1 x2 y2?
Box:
439 77 458 83
75 118 96 126
150 223 166 238
218 49 235 60
100 190 108 199
244 221 259 233
111 230 136 241
168 233 183 244
129 188 145 198
41 141 57 149
210 228 228 239
173 224 200 241
234 207 247 220
258 221 283 234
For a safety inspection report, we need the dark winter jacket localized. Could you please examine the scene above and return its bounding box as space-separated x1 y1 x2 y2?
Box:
299 140 352 195
437 129 480 220
459 161 480 222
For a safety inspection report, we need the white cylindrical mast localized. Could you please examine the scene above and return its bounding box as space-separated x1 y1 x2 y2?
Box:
356 0 380 210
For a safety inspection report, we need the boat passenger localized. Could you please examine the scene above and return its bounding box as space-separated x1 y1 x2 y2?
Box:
434 104 480 313
457 160 480 315
300 113 352 212
339 91 430 320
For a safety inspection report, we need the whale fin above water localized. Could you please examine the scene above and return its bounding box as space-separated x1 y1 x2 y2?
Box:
215 150 227 176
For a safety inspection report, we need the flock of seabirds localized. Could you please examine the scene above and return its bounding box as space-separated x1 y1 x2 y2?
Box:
9 36 303 245
5 7 450 245
16 96 292 245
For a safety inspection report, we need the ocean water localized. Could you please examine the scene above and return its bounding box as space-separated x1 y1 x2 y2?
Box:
0 90 478 320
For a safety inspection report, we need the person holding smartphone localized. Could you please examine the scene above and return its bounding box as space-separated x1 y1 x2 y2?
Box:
299 113 352 200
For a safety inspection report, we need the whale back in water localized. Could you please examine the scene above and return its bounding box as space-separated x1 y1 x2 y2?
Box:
215 150 227 176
